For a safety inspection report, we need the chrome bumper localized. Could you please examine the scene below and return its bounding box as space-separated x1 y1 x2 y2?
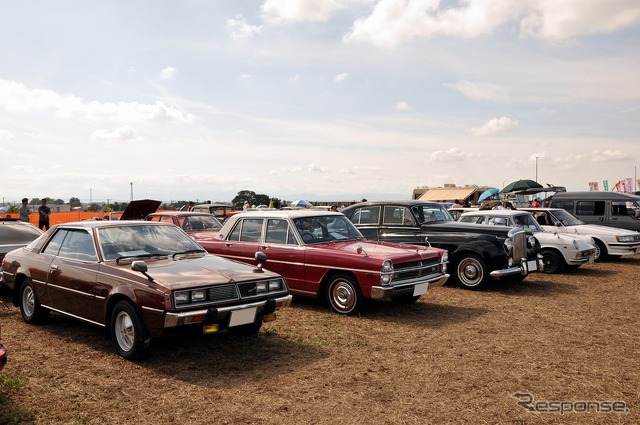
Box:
370 274 449 300
163 294 293 328
490 256 544 279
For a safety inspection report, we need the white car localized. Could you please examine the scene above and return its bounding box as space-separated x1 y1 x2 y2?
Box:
458 209 596 274
521 207 640 261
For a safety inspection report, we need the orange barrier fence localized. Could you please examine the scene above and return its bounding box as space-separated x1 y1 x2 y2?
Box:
2 211 101 227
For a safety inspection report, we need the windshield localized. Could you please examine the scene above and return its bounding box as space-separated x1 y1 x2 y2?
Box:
292 215 363 244
97 224 204 261
548 209 582 226
512 214 543 233
179 215 222 231
411 204 454 224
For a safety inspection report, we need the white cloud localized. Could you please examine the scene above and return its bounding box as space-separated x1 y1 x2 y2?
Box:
334 73 348 82
590 149 630 162
91 125 140 142
470 117 519 136
429 147 467 162
0 79 194 123
0 129 14 141
160 67 177 80
239 74 253 81
308 163 327 172
394 101 410 110
261 0 345 24
227 14 263 39
450 80 509 102
343 0 640 47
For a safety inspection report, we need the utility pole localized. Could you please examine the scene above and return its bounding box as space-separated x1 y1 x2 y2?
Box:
535 156 538 182
130 182 133 201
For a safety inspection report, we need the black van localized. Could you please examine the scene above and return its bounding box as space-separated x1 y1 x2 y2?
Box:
544 191 640 231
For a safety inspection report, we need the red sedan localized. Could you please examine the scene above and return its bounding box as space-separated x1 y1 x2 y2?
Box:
198 210 449 315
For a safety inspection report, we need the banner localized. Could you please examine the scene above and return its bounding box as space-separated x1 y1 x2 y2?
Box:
625 178 633 193
603 180 609 191
588 182 599 191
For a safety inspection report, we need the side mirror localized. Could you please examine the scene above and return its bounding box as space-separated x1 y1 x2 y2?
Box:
132 260 153 283
253 251 268 273
131 260 148 273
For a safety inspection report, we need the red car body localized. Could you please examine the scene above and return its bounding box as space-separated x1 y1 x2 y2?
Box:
145 211 222 239
198 210 449 315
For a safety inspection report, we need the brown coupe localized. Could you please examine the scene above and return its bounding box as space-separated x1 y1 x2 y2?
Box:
0 221 291 360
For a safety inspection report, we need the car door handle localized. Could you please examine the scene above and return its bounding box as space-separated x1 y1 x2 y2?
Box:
50 265 59 272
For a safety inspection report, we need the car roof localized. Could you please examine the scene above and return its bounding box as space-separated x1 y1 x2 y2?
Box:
147 211 217 217
460 210 531 217
229 210 345 220
60 220 170 229
549 191 640 201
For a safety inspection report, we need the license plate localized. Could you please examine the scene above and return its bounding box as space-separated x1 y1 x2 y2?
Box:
413 282 428 296
229 307 257 327
527 260 538 272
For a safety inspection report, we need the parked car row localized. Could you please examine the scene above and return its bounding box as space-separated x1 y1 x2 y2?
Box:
1 194 638 363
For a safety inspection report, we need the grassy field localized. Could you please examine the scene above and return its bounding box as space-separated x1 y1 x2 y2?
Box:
1 255 638 424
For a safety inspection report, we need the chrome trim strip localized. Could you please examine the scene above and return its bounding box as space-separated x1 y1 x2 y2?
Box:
45 282 93 298
40 304 104 327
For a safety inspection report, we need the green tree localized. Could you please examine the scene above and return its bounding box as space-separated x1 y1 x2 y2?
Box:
53 199 65 205
254 193 270 206
69 197 81 208
231 190 256 209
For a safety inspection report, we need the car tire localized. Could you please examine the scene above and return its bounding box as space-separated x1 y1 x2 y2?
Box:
111 301 150 361
593 239 608 262
326 273 363 315
541 249 564 274
19 280 49 324
228 320 263 336
452 254 490 290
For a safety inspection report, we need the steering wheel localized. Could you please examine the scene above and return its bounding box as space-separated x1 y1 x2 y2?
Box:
301 232 316 243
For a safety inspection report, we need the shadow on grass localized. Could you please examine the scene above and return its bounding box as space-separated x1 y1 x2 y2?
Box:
27 311 328 388
291 293 488 328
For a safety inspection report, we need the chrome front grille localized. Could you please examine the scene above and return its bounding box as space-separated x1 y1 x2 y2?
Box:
393 258 441 282
208 284 240 302
510 230 527 265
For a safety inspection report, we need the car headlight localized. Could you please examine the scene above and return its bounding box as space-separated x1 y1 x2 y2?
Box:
504 237 513 252
256 282 268 293
380 259 394 285
191 289 206 302
527 236 536 248
175 291 190 305
268 279 283 291
441 251 448 274
617 235 635 242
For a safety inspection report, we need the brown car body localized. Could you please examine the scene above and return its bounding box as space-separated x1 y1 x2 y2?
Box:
1 220 291 360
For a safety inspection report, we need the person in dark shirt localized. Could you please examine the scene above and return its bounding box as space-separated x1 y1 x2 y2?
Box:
38 199 51 230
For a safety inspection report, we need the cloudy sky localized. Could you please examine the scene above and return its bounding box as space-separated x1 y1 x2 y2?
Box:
1 0 639 204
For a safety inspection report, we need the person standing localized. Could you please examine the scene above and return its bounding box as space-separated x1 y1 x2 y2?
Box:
18 198 31 222
38 198 51 230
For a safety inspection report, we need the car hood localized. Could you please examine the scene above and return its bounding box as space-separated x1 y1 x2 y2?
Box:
535 232 593 249
121 254 280 290
190 230 221 241
312 239 440 261
557 223 640 237
120 199 162 220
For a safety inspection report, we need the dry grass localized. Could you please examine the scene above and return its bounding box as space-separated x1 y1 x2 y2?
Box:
1 255 638 424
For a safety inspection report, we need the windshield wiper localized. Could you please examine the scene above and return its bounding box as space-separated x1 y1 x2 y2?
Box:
172 249 206 259
115 253 168 264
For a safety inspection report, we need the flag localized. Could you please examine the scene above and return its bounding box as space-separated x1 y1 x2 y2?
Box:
588 181 599 191
625 178 633 193
603 180 609 191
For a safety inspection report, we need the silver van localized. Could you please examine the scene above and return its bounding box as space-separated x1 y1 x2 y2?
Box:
544 191 640 231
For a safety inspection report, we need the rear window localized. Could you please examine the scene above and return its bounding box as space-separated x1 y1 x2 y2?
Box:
0 222 42 244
